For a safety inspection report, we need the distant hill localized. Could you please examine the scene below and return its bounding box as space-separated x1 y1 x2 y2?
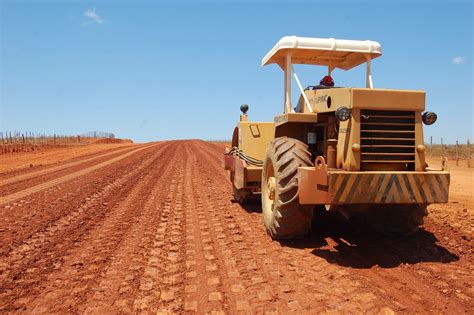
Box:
81 131 115 139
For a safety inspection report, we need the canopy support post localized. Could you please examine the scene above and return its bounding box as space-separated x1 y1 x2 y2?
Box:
328 63 334 76
292 66 313 113
365 55 373 88
284 52 294 113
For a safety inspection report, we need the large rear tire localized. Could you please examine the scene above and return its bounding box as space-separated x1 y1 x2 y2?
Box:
261 137 314 239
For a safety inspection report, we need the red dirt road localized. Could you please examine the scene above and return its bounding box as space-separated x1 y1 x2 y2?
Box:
0 140 472 313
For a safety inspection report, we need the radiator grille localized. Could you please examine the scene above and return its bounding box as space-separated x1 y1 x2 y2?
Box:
360 110 415 171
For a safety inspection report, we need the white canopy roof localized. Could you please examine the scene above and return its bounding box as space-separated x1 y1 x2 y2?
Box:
262 36 382 70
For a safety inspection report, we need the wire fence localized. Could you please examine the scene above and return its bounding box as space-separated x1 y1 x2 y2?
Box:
428 137 472 167
0 131 115 154
1 131 82 145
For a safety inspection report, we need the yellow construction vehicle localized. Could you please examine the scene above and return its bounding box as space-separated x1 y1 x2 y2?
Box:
224 36 449 239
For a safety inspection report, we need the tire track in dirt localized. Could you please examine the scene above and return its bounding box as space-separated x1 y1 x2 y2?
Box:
110 142 189 313
0 143 172 312
192 143 288 312
0 143 164 256
0 144 158 206
0 144 140 187
131 166 185 313
0 145 150 197
0 143 136 176
78 142 186 313
139 148 187 313
21 143 178 313
181 145 237 313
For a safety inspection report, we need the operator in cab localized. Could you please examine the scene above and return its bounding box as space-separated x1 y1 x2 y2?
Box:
312 75 334 89
295 75 335 112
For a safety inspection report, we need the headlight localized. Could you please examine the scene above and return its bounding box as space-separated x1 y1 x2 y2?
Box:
422 111 437 125
335 106 351 121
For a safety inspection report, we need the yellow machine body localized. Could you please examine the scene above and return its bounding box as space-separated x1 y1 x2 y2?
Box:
224 36 449 238
225 87 449 206
224 115 274 190
224 36 449 209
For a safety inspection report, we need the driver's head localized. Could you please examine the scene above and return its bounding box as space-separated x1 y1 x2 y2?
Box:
320 75 334 87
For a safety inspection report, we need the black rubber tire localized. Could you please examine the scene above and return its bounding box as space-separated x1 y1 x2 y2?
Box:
366 205 428 236
233 185 249 204
230 171 249 204
261 137 314 239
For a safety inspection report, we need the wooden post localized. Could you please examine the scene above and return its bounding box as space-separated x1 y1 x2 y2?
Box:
455 140 459 166
468 139 471 168
441 137 444 158
430 136 433 159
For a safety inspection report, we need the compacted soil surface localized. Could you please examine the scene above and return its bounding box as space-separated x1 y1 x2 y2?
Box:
0 141 134 174
0 140 472 313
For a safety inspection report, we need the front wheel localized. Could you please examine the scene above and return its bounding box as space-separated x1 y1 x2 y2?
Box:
261 137 314 239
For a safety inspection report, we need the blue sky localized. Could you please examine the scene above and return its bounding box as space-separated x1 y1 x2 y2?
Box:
1 0 472 143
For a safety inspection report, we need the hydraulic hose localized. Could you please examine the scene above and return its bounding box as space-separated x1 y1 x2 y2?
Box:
225 147 263 167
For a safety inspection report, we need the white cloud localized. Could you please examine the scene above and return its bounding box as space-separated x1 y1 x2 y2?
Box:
83 8 104 25
452 56 466 64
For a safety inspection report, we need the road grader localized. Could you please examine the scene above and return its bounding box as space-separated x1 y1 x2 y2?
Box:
224 36 450 239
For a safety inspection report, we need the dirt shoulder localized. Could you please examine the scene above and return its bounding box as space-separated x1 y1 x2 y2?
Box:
427 158 473 206
425 158 473 259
